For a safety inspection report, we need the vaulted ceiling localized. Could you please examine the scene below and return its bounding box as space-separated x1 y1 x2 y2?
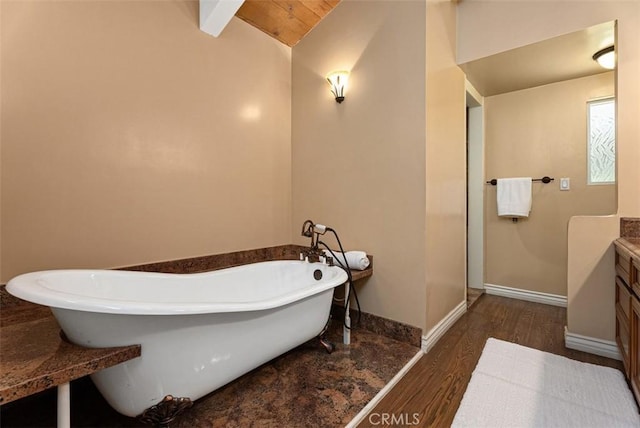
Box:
226 0 613 97
235 0 341 47
459 21 615 96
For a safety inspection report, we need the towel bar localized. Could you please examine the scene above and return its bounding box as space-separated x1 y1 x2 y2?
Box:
486 176 554 185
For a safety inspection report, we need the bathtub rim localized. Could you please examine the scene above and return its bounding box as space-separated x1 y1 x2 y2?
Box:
6 260 348 316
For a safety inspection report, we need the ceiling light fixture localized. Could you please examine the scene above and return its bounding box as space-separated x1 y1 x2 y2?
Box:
592 46 616 70
326 71 349 103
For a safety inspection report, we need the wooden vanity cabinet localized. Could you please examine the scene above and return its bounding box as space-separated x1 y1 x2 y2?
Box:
616 276 632 375
631 295 640 400
633 258 640 302
616 241 639 404
631 257 640 401
616 246 633 285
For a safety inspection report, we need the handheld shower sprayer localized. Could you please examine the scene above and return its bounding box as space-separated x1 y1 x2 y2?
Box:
313 224 327 235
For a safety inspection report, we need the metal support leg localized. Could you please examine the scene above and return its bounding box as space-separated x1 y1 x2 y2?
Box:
57 383 71 428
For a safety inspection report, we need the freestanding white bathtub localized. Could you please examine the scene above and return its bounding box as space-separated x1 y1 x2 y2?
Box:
7 260 347 419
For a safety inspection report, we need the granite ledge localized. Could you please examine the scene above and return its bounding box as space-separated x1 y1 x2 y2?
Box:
350 258 373 282
120 244 373 281
0 302 140 405
120 244 302 274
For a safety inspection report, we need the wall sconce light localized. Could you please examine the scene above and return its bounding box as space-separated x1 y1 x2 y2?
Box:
326 70 349 103
592 46 615 70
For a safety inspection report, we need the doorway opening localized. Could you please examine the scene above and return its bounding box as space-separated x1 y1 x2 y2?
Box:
466 81 484 307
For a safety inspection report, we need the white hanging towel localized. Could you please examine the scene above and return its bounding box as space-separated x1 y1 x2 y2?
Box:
497 177 532 217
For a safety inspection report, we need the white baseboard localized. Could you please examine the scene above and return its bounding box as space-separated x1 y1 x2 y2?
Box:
484 283 567 307
421 301 467 352
564 328 621 361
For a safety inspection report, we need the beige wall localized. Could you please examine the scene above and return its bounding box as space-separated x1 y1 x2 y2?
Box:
425 0 467 331
1 1 292 282
291 0 428 329
291 0 467 331
458 1 640 341
485 73 616 296
2 0 468 336
0 1 3 282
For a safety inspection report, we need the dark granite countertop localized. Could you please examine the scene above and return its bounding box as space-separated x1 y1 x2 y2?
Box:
614 237 640 258
0 301 141 405
123 244 374 281
616 218 640 260
347 259 373 282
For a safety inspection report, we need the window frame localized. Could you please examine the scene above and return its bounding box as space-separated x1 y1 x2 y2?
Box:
587 96 616 186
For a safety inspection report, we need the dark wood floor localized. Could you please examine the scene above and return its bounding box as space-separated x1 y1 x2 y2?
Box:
357 294 625 428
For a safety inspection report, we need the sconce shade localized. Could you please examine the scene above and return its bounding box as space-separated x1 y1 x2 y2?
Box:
326 71 349 103
592 46 615 70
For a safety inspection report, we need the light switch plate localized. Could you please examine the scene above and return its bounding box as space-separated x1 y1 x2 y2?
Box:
560 177 570 191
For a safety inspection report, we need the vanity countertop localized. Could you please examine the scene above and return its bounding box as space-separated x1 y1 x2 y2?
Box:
615 237 640 258
0 300 140 405
615 217 640 259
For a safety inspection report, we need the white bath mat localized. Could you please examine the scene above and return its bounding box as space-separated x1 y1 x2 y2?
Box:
452 338 640 428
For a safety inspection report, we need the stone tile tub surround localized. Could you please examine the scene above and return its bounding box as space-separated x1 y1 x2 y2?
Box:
121 244 420 346
0 244 412 396
120 244 305 274
1 244 420 346
121 243 373 279
0 245 422 425
331 305 422 348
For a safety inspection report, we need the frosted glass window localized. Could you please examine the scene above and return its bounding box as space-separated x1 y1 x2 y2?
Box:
587 98 616 185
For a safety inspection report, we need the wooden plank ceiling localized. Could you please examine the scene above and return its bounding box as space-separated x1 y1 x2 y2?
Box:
235 0 341 47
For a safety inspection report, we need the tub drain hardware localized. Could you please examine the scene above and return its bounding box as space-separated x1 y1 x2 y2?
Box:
138 395 193 427
313 269 323 280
